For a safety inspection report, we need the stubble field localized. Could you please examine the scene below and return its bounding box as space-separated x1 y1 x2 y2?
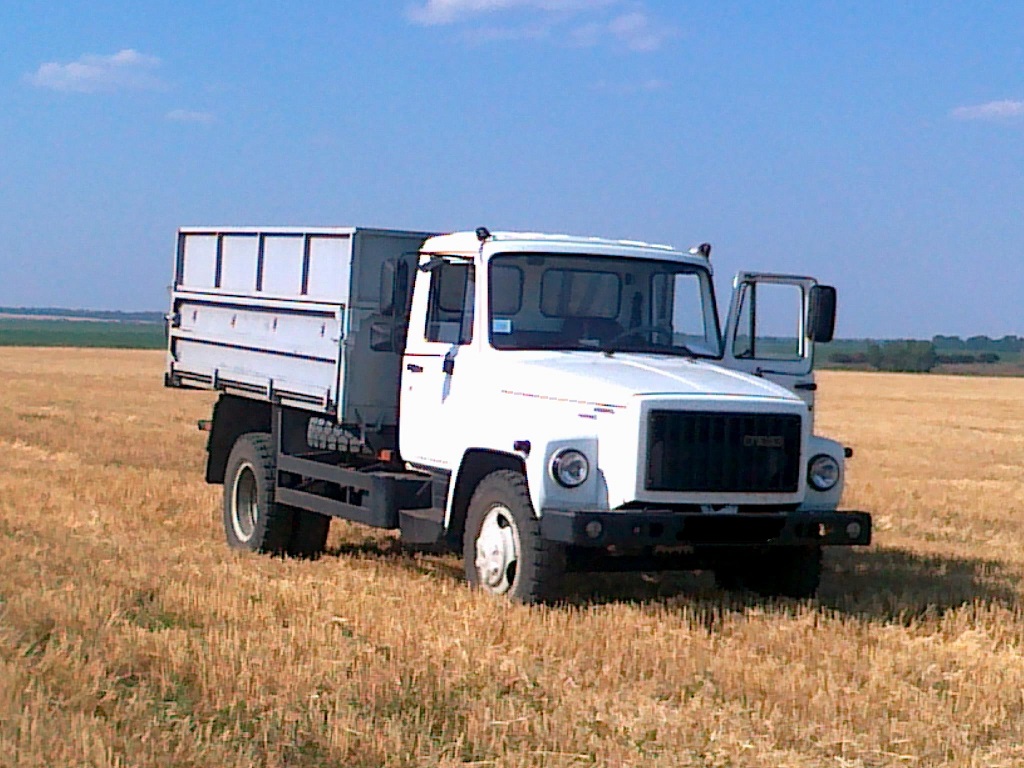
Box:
1 348 1023 767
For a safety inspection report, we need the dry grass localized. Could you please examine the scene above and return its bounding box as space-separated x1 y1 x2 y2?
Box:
1 349 1023 767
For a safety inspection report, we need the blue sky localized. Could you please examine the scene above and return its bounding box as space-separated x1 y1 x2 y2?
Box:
1 1 1021 338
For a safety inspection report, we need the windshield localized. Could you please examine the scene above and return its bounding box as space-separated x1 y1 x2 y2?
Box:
488 253 722 357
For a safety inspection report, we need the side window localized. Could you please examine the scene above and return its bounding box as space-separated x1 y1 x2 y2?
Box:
651 272 708 342
732 282 804 360
733 284 754 358
425 262 475 345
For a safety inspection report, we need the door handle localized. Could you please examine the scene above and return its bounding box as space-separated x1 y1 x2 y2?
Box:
406 363 423 373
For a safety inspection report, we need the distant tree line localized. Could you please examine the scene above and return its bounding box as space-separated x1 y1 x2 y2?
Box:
933 352 1001 365
868 341 937 372
931 335 1023 352
830 335 1017 372
830 342 933 371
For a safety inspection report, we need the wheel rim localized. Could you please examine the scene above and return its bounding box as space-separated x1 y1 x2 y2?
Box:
474 504 521 594
231 462 259 542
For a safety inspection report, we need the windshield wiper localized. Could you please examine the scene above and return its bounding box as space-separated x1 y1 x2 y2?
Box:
592 325 696 358
599 343 696 358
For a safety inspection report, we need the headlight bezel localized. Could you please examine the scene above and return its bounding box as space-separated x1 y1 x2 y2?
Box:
550 448 590 488
807 453 841 491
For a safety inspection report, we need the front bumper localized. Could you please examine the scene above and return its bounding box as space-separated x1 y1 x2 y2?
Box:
539 508 871 548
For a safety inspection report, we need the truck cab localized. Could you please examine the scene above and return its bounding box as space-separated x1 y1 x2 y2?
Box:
389 230 865 599
166 226 869 603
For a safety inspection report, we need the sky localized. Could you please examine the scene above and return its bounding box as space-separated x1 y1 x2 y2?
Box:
0 0 1022 338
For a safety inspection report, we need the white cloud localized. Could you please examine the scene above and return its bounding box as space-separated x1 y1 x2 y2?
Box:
409 0 671 51
591 77 668 95
467 23 553 43
27 49 162 93
409 0 601 26
166 109 215 124
950 99 1024 121
567 21 603 48
608 11 669 52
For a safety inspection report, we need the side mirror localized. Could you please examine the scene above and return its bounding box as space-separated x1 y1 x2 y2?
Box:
418 255 446 273
807 284 836 343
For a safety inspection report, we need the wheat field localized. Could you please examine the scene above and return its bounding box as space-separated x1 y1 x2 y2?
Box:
1 348 1023 767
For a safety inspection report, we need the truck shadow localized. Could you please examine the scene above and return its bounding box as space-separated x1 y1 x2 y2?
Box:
815 546 1020 621
561 546 1021 624
324 537 1020 624
325 537 465 583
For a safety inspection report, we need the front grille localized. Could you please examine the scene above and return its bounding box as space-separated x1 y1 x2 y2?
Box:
646 411 801 493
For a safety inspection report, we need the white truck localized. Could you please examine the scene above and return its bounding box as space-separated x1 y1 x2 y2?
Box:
165 225 870 602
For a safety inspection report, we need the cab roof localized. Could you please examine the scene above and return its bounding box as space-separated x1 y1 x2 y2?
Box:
421 230 707 267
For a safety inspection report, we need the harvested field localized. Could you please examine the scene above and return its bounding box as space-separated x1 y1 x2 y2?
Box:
1 347 1023 767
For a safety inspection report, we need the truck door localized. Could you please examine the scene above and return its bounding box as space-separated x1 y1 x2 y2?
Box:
399 257 476 468
722 272 836 411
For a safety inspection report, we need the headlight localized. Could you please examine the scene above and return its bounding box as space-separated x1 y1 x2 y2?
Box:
807 454 840 491
550 449 590 488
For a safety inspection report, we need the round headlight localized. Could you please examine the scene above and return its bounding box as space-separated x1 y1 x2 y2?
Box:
550 449 590 488
808 454 840 491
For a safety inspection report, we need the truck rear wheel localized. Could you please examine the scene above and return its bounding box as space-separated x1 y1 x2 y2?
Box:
223 433 294 554
463 470 564 604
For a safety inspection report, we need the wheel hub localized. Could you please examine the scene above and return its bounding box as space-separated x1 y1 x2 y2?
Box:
232 462 258 542
474 505 520 593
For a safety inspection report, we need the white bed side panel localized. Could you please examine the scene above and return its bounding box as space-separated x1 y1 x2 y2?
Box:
261 236 305 296
307 236 351 302
181 235 218 289
220 235 260 292
171 298 343 408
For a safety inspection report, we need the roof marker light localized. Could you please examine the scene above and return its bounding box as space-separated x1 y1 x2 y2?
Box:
687 243 712 259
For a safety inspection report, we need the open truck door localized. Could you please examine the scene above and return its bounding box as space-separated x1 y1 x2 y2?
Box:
722 272 836 411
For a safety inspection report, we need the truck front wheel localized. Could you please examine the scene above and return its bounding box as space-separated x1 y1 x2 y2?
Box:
223 433 294 554
463 470 564 604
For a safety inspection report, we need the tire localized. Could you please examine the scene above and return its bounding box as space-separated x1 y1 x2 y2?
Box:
715 546 822 599
223 433 294 555
463 470 565 604
287 510 331 559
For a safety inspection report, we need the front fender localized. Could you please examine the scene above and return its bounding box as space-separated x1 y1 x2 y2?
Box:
525 435 609 517
448 392 613 518
799 434 846 512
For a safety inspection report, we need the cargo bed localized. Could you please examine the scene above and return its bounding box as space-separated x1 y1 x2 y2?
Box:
165 226 433 424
